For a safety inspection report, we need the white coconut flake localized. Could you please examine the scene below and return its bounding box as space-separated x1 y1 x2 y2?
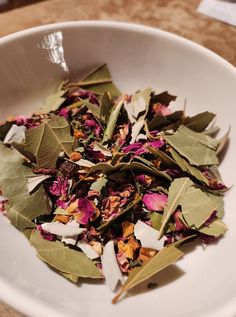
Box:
61 220 87 245
27 174 51 193
101 240 124 291
41 221 86 237
74 159 95 168
0 195 6 202
136 133 147 141
3 124 26 144
93 142 112 157
134 220 166 250
77 241 99 260
130 119 145 144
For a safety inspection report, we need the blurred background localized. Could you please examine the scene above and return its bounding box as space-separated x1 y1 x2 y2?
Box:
0 0 44 12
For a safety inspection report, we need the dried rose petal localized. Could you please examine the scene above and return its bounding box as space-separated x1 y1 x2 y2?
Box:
49 177 69 197
59 108 70 118
143 193 167 211
136 174 153 186
75 198 95 225
173 210 187 231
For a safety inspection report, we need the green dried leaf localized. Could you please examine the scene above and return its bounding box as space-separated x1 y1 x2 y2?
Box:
207 193 224 219
102 99 124 143
180 186 220 229
148 111 183 131
152 91 176 105
40 82 67 113
78 64 121 97
84 100 100 118
112 245 183 303
30 230 102 279
183 111 215 132
0 142 51 231
91 160 171 181
165 126 219 166
100 91 113 123
169 148 209 184
216 127 230 155
53 207 68 215
90 177 108 193
148 147 176 166
7 205 36 231
158 177 192 238
11 142 36 163
159 177 224 237
150 212 162 230
199 218 227 237
25 115 73 168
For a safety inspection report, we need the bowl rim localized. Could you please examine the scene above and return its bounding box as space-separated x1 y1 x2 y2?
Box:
0 20 236 317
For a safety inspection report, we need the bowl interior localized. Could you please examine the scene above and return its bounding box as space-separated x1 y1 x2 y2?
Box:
0 21 236 317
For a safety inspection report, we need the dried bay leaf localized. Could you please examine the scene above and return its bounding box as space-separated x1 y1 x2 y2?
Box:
148 111 183 131
100 91 113 123
180 186 220 228
40 83 67 113
158 177 192 238
30 230 102 279
7 205 36 232
199 218 227 237
25 115 73 168
102 99 124 143
0 142 51 231
91 160 171 181
148 147 176 166
152 91 176 105
112 245 183 303
90 176 108 193
169 148 209 185
159 177 223 237
165 126 219 166
78 64 121 97
183 111 215 132
216 127 230 155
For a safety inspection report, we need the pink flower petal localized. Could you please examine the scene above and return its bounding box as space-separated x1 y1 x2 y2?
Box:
76 198 95 225
143 193 167 211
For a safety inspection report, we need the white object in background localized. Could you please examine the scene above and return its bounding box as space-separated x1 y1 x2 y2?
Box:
198 0 236 27
0 0 7 4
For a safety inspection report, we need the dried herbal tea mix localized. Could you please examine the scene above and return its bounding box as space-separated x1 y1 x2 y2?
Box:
0 64 228 303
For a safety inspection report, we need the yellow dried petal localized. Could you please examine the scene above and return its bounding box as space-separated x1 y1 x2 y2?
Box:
54 215 71 224
66 200 78 214
122 221 134 238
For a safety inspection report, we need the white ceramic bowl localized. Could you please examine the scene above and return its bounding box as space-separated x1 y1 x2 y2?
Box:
0 21 236 317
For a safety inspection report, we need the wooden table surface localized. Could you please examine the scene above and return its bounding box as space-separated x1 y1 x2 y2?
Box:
0 0 235 316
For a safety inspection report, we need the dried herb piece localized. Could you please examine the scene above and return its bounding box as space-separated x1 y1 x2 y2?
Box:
25 115 73 168
112 245 183 303
165 126 219 166
30 230 102 279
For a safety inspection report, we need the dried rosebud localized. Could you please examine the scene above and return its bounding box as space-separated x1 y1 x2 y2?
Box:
74 129 85 139
69 152 82 161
